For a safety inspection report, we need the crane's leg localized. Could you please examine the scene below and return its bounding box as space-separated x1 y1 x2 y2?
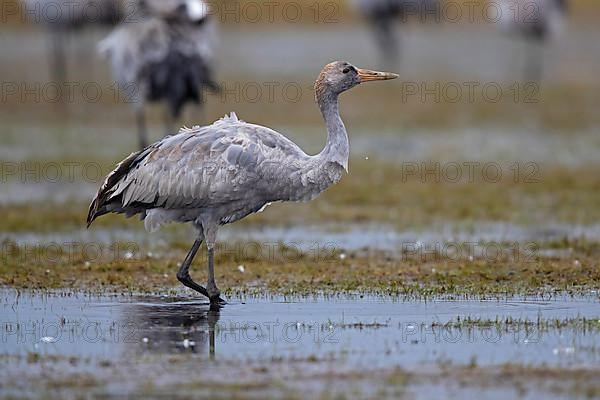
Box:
204 225 225 305
164 108 176 137
372 17 399 68
193 103 206 125
176 238 210 298
136 108 149 149
525 40 544 82
49 29 67 84
206 247 224 304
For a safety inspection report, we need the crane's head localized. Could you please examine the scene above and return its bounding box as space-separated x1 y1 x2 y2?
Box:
315 61 398 101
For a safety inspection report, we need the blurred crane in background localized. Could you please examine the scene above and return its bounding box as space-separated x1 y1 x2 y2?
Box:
497 0 568 80
21 0 122 83
352 0 439 68
99 0 218 149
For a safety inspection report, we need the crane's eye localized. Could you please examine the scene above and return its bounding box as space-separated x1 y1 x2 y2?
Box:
342 67 351 74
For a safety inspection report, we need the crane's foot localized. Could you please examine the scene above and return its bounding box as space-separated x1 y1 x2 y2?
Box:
210 295 227 306
208 286 226 306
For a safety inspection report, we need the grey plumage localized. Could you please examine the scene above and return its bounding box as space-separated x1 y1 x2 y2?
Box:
87 112 343 230
88 61 398 304
99 0 218 148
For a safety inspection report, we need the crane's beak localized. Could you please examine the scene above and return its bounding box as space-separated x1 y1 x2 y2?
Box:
357 68 399 83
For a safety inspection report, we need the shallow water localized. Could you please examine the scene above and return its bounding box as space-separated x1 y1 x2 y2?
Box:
1 288 599 369
3 221 599 258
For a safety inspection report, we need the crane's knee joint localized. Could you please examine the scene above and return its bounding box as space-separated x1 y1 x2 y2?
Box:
176 270 191 283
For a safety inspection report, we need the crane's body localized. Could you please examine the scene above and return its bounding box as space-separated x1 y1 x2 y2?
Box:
100 0 218 148
88 112 345 232
88 61 398 305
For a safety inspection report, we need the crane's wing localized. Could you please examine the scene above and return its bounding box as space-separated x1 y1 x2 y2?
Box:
87 113 309 226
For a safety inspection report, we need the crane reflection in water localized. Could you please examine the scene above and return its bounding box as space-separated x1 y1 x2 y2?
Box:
120 298 221 359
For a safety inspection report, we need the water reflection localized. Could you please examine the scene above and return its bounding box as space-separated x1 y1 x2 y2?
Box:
119 299 221 359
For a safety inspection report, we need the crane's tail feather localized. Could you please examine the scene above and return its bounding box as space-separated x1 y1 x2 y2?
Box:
86 147 152 228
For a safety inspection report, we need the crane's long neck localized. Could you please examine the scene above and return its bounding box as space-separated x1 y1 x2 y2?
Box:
282 79 348 202
316 89 349 171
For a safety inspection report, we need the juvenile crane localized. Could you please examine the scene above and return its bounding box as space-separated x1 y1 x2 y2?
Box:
87 61 398 305
99 0 218 149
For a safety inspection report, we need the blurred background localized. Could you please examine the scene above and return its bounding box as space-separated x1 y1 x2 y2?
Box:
1 0 599 257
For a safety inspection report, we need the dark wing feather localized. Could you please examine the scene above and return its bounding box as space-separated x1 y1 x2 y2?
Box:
86 145 156 227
